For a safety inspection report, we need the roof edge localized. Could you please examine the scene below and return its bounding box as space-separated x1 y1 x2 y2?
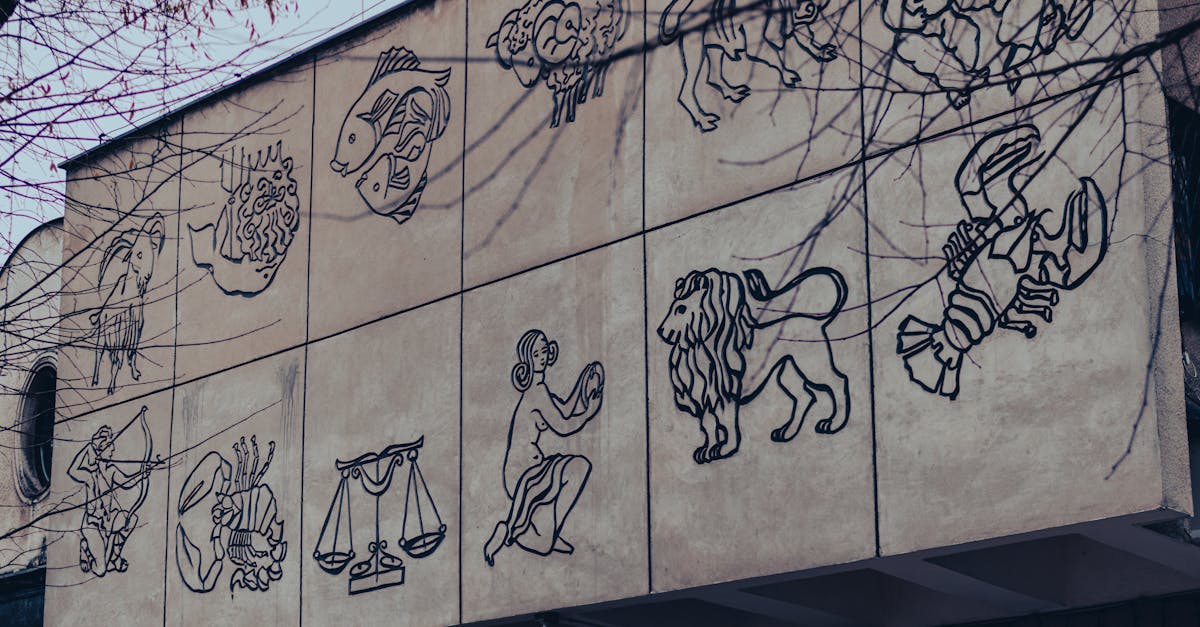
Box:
0 216 65 277
60 0 427 171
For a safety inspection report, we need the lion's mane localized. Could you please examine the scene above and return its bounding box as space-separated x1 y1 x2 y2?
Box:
666 269 757 418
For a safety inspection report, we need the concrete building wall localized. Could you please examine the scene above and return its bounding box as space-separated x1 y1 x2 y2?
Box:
39 0 1187 624
0 219 62 579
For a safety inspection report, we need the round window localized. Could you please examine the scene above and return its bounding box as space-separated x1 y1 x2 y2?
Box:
16 363 55 503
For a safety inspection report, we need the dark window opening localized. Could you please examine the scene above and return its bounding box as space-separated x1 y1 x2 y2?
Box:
16 364 55 503
1169 97 1200 321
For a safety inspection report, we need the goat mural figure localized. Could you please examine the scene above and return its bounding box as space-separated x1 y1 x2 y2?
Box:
896 124 1110 398
658 0 839 132
657 266 850 464
90 213 165 394
487 0 629 128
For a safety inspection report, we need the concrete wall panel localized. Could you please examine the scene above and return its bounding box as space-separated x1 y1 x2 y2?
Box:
644 0 863 227
461 237 648 622
58 128 181 416
176 66 313 379
858 0 1142 152
463 0 644 288
44 392 173 627
870 80 1171 555
645 169 876 591
309 1 466 338
302 297 460 626
163 350 304 626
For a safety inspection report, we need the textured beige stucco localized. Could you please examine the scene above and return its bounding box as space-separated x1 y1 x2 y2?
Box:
302 297 460 626
308 0 466 339
175 66 312 380
0 221 62 578
462 237 648 622
20 0 1187 624
462 0 643 288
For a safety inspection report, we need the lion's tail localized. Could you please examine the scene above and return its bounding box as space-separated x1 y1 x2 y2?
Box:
658 0 694 45
743 266 848 322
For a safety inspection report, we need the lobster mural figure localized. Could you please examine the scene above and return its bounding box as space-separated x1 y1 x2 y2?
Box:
896 124 1110 399
90 213 166 394
175 436 287 593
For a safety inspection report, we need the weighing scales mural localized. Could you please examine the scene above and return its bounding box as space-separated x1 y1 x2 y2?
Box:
313 437 447 595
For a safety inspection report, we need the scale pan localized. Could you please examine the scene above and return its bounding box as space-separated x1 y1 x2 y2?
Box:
314 549 355 575
400 527 446 559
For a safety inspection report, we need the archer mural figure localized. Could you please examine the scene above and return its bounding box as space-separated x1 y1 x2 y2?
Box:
68 407 159 577
483 329 604 567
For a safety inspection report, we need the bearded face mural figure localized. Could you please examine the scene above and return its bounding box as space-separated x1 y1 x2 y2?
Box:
188 141 302 296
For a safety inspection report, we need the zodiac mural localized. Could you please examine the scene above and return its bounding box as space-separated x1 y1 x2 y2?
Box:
881 0 1094 108
484 330 604 567
68 407 162 577
90 213 165 394
658 0 839 132
313 437 447 595
175 436 287 593
188 140 301 296
896 124 1110 399
487 0 629 128
329 47 452 225
656 266 850 464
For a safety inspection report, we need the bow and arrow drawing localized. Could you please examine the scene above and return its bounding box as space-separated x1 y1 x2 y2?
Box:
68 406 163 577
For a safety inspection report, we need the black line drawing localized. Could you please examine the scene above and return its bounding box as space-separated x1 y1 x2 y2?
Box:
329 47 452 225
657 0 839 132
656 267 850 464
486 0 629 128
68 407 162 576
90 213 165 394
896 124 1110 398
881 0 1094 108
484 330 604 567
175 436 287 593
313 437 447 595
188 140 301 296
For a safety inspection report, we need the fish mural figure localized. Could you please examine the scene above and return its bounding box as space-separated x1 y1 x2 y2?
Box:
330 47 452 225
188 141 301 297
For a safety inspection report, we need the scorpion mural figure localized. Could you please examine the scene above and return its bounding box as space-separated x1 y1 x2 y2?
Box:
175 436 287 593
896 124 1110 399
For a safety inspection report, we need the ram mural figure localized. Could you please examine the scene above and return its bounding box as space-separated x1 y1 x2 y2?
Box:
487 0 629 128
89 213 166 395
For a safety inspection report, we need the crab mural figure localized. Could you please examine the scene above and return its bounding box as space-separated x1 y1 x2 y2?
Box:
175 436 287 593
896 124 1111 399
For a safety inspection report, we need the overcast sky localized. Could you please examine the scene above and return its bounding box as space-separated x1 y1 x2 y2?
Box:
2 0 406 256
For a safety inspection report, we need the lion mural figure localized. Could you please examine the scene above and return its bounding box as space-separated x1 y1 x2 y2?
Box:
656 266 850 464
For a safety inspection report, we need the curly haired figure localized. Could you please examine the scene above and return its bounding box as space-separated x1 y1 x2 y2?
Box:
484 329 605 567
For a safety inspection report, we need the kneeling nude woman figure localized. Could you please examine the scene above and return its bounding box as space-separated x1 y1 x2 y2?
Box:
484 329 604 566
